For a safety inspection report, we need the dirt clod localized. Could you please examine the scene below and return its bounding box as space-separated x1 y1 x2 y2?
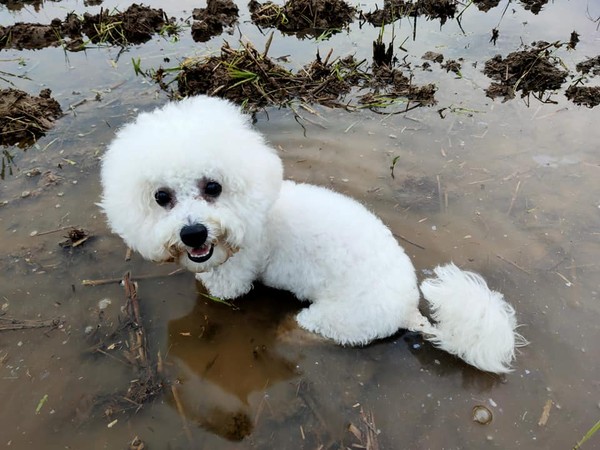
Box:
365 0 456 27
575 56 600 76
519 0 549 15
82 4 171 45
483 42 568 101
473 0 501 12
177 41 367 110
173 40 436 112
59 227 91 248
191 0 239 42
0 88 62 147
249 0 356 35
565 85 600 108
0 5 171 50
441 59 462 76
422 51 444 63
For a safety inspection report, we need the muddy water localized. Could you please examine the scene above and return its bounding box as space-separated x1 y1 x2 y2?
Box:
1 0 600 448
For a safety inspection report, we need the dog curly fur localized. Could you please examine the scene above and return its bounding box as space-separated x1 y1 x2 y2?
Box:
101 96 525 374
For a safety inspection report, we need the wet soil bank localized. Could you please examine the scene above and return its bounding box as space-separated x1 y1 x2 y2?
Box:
0 88 62 147
0 4 171 50
173 41 436 111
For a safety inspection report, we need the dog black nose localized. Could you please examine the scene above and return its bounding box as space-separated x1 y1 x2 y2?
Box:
180 224 208 248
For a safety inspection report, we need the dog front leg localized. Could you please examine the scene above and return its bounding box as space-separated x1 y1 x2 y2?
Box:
195 261 258 300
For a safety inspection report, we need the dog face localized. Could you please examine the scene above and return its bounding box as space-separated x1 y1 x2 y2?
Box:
100 96 283 273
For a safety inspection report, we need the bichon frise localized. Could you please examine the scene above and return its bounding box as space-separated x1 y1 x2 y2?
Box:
101 95 525 374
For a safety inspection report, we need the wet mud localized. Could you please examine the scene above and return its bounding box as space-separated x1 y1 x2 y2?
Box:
364 0 457 27
0 4 171 50
519 0 550 14
0 88 62 147
575 56 600 76
249 0 356 35
565 85 600 108
175 41 435 111
1 0 600 447
191 0 239 42
483 42 568 101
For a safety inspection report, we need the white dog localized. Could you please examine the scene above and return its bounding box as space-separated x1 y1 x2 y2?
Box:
100 95 525 374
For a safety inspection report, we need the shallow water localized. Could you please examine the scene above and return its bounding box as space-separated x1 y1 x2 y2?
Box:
1 0 599 448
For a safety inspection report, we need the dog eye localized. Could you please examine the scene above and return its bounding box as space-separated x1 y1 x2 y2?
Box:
154 189 173 207
204 181 222 198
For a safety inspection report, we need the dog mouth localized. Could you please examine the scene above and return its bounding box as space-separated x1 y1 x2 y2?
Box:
186 243 214 263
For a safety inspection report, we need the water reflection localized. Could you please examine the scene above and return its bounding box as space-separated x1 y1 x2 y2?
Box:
167 284 301 440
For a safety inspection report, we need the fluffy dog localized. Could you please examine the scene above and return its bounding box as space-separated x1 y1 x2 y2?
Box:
101 96 525 374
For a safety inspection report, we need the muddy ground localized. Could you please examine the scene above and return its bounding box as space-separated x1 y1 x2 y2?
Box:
0 4 171 50
172 40 436 111
1 0 600 448
249 0 356 35
0 88 62 147
191 0 239 42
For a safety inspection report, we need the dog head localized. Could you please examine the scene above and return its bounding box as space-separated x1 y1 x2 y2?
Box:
100 96 283 273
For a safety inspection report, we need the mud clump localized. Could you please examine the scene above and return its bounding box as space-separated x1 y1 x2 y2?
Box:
441 59 462 76
519 0 549 14
174 41 436 111
365 0 456 27
361 65 437 109
565 86 600 108
472 0 501 11
0 13 81 50
483 42 568 101
81 4 171 45
249 0 356 35
0 88 62 147
177 42 366 110
575 56 600 77
191 0 239 42
0 4 170 50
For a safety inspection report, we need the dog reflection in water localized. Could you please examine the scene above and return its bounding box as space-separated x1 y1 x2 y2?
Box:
167 285 300 441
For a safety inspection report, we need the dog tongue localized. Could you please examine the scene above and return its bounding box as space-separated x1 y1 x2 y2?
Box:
190 245 210 257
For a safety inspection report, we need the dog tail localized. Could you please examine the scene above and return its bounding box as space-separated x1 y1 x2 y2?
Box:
407 263 527 374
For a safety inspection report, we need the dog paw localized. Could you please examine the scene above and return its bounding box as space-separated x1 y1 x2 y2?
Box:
276 314 328 346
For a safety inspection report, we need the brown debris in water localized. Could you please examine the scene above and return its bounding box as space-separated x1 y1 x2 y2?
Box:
0 4 171 51
191 0 239 42
0 13 81 50
472 0 501 12
519 0 549 15
575 56 600 77
360 65 437 109
249 0 356 35
441 58 462 76
0 88 62 147
483 42 568 101
565 85 600 108
173 40 436 111
348 407 381 450
177 41 367 110
59 227 91 248
364 0 457 27
0 316 61 332
81 4 171 45
84 273 165 421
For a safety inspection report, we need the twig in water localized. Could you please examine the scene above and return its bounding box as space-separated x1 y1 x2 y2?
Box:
82 269 183 286
171 384 194 444
507 180 522 216
393 233 425 250
0 317 60 332
496 254 531 275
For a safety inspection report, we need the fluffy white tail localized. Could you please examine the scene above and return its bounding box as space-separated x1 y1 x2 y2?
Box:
409 263 526 374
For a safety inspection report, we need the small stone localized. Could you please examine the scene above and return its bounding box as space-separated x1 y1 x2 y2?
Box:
472 405 493 425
